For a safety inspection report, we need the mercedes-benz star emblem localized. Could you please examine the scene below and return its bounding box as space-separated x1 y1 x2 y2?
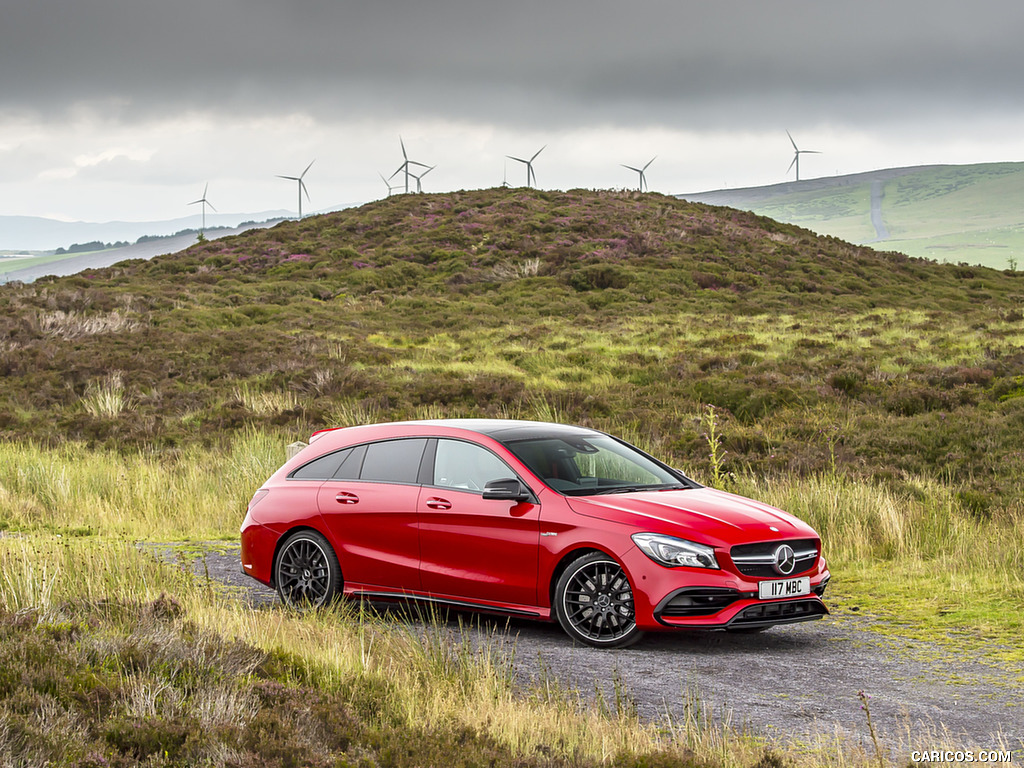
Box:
773 544 797 575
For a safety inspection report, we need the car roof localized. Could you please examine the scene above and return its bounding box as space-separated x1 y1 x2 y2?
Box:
310 419 604 446
406 419 604 441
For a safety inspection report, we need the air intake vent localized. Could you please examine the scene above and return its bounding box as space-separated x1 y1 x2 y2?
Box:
658 588 740 617
729 599 828 626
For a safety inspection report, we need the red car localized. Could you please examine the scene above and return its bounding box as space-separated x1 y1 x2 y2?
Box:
240 420 830 647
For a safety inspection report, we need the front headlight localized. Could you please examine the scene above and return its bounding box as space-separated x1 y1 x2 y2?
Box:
631 532 720 569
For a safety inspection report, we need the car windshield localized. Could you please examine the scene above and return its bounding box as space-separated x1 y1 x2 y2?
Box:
502 434 689 496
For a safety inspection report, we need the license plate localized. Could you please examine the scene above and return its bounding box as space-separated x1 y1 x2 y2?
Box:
758 577 811 600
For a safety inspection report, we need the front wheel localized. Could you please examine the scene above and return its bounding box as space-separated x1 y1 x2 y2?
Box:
553 553 643 648
274 530 341 608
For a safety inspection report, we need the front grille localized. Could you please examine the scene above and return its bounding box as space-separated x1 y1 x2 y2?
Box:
659 588 740 617
730 599 827 625
729 538 818 577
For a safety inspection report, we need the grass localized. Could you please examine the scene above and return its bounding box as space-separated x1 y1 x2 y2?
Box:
0 250 110 278
0 473 1015 765
1 529 1009 768
0 431 282 540
2 428 1021 662
1 187 1023 763
82 372 130 418
747 182 877 244
0 536 751 768
727 471 1024 661
685 162 1024 269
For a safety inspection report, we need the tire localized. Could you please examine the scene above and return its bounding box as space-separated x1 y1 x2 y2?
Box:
553 553 643 648
274 530 342 608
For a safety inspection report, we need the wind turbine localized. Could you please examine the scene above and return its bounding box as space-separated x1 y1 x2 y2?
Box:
379 173 402 197
277 160 314 219
389 136 430 194
506 145 545 188
786 131 820 182
621 156 656 192
501 159 511 188
188 183 216 233
410 165 435 194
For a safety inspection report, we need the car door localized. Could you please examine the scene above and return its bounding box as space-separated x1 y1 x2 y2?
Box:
316 438 427 591
418 438 540 608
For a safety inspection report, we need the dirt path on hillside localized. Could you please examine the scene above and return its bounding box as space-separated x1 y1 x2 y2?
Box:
869 180 890 242
160 544 1024 760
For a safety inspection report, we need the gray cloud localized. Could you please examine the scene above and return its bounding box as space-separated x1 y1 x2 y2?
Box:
5 0 1024 129
6 0 1024 224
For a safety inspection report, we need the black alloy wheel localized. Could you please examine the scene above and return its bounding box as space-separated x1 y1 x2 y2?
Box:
554 553 642 648
274 530 341 608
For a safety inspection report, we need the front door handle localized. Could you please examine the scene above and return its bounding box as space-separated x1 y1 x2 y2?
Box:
426 497 452 510
335 492 359 505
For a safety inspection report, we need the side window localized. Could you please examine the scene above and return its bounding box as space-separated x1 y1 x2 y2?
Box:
291 448 350 480
434 439 515 492
359 439 427 484
332 444 366 481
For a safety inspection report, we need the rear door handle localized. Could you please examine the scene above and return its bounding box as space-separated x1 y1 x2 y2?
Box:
335 491 359 505
426 497 452 510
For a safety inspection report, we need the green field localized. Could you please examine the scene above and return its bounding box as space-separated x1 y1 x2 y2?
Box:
682 162 1024 269
0 251 99 277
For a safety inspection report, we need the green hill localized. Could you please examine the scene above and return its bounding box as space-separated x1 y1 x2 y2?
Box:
681 162 1024 270
3 188 1022 768
2 187 1023 509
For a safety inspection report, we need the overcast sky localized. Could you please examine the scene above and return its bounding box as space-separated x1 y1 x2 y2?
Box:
3 0 1024 223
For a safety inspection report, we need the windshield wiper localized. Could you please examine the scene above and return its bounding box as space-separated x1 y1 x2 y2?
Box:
588 483 688 495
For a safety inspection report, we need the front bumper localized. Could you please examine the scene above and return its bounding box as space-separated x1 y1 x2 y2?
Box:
620 545 831 631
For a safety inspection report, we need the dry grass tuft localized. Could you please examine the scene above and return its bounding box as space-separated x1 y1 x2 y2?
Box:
82 371 131 418
37 309 140 339
232 383 302 416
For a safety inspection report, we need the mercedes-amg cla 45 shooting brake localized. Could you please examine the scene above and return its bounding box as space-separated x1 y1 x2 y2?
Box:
240 420 830 647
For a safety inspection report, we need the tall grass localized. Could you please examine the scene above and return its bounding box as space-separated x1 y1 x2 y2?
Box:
2 429 1022 650
81 371 130 418
1 534 1003 766
2 433 1019 765
0 537 195 613
729 471 1024 644
232 381 301 415
0 536 716 766
0 429 282 540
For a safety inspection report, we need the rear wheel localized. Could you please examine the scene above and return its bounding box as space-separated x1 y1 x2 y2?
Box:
554 553 643 648
274 530 341 608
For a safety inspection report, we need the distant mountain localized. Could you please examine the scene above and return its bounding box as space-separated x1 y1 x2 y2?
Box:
679 162 1024 270
0 221 286 283
0 206 357 251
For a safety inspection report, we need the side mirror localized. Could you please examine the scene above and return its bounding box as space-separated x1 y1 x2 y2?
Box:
482 477 531 502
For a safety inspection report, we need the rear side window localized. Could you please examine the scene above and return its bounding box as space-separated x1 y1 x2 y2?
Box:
291 448 351 480
332 444 366 480
359 439 427 484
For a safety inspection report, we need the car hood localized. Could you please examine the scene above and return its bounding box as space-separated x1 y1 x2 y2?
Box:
566 487 818 548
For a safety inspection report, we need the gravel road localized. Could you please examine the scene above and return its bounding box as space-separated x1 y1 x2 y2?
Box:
163 543 1024 760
